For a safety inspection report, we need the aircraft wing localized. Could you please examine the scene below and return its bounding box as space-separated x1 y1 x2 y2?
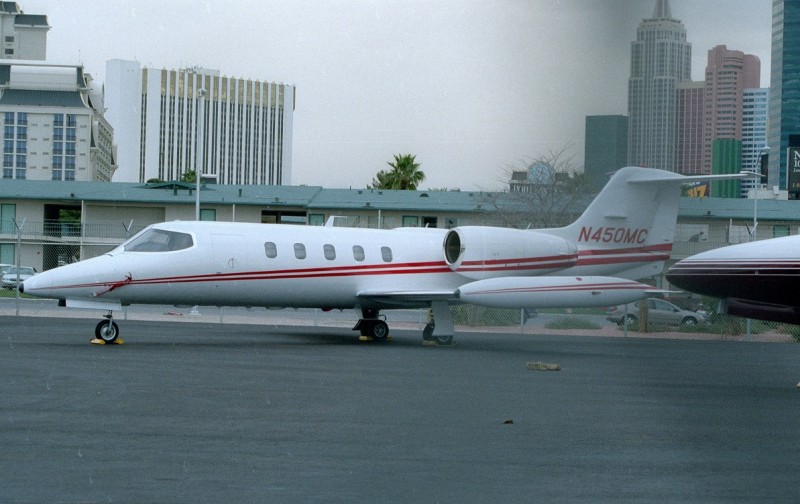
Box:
356 289 458 308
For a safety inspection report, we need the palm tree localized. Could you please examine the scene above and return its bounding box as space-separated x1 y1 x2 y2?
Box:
370 154 425 190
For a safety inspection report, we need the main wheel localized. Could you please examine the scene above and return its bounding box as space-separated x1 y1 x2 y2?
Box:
95 320 119 343
681 316 697 326
371 320 389 341
434 334 453 345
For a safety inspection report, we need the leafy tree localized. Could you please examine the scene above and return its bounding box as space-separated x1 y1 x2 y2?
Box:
370 154 425 190
484 147 591 229
181 170 197 183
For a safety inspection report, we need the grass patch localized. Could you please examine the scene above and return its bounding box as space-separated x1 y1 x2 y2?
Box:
544 317 600 330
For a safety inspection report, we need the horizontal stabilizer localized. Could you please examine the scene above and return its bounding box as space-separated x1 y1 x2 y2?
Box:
456 276 653 309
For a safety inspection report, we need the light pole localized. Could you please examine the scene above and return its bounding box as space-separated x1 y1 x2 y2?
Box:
751 147 770 242
195 87 207 221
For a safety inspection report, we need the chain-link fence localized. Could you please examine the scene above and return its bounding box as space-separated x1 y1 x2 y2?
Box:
2 293 796 343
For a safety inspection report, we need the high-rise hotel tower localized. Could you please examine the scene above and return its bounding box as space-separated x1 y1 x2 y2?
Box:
627 0 691 172
105 59 295 185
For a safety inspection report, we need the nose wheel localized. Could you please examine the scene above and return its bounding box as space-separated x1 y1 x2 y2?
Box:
92 312 123 345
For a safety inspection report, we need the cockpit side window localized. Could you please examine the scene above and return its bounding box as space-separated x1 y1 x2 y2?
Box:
124 229 194 252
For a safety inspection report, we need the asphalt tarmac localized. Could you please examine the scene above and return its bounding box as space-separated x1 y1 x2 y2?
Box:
2 316 800 503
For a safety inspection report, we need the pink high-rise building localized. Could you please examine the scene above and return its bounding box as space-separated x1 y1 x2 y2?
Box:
676 81 705 175
702 45 760 173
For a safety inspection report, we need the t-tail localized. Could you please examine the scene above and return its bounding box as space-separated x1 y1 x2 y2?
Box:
544 166 740 279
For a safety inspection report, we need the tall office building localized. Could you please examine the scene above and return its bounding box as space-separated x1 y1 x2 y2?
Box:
0 2 48 60
675 81 705 175
627 0 692 172
105 59 295 185
702 45 760 174
767 0 800 192
741 87 769 196
584 115 628 192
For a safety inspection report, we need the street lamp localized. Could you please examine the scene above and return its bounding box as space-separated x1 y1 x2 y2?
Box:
741 146 770 242
195 87 207 221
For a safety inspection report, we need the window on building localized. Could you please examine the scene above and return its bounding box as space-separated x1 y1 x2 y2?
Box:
15 168 25 179
308 213 325 226
3 154 11 167
421 216 438 228
17 113 26 125
199 209 216 221
402 215 419 227
65 142 76 156
0 203 15 234
264 242 277 258
16 140 25 153
15 154 25 167
293 243 307 260
53 127 63 141
65 169 75 181
381 246 393 263
4 49 13 55
323 244 336 260
66 114 77 127
4 112 13 124
4 125 14 137
352 245 365 261
2 168 11 179
774 225 790 238
4 36 13 42
52 169 62 181
16 126 25 139
3 140 12 153
53 114 63 127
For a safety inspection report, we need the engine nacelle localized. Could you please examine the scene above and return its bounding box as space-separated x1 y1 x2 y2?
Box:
443 226 577 280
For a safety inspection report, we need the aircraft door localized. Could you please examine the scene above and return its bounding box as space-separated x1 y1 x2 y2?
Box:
210 233 242 273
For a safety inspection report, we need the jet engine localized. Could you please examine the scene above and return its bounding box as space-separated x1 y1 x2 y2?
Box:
443 226 577 280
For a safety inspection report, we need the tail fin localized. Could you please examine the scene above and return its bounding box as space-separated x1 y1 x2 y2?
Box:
544 167 704 279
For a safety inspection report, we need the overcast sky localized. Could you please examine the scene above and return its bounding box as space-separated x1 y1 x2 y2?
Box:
25 0 772 190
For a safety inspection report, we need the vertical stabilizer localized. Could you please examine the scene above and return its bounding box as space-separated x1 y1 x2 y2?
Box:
544 167 686 279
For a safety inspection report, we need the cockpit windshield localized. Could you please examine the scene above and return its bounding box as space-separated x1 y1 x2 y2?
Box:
123 228 194 252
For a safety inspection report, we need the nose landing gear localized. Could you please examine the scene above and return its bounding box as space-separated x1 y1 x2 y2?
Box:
91 312 124 345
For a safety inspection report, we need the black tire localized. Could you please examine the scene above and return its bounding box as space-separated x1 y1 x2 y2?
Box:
95 320 119 343
371 320 389 341
434 334 453 345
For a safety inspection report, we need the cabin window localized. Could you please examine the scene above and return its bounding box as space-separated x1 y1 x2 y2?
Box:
381 246 393 263
125 229 193 252
352 245 365 262
294 243 307 260
264 242 277 258
324 244 336 260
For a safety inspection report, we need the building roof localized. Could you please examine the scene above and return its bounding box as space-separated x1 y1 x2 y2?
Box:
1 179 798 222
0 89 86 107
14 14 48 27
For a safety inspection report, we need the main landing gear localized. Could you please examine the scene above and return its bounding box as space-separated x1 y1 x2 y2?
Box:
353 302 456 345
353 308 390 342
92 311 123 345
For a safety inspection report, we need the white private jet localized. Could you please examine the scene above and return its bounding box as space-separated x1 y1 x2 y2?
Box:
21 167 736 344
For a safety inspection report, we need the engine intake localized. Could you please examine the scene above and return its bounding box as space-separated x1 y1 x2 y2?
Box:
443 227 577 280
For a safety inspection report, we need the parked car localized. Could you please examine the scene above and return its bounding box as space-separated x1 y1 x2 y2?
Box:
607 298 706 326
1 266 37 290
0 264 12 276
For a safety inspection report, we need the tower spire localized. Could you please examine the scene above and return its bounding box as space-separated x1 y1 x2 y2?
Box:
652 0 672 19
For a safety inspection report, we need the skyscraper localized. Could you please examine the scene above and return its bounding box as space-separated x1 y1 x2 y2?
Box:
584 115 628 191
627 0 692 172
105 59 295 185
767 0 800 192
702 45 760 174
675 81 704 175
741 87 769 196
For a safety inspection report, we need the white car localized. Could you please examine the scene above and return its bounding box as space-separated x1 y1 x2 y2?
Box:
1 266 37 290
